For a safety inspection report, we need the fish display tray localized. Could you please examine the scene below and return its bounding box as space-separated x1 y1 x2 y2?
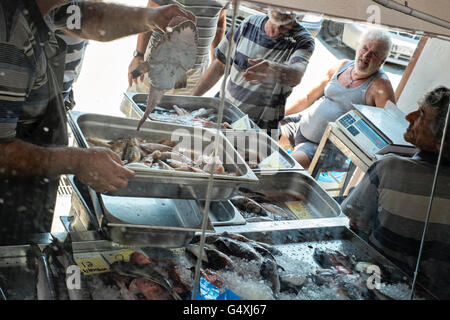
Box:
231 171 343 221
216 225 436 300
224 130 303 173
122 92 258 130
68 111 258 200
0 225 436 300
66 175 245 246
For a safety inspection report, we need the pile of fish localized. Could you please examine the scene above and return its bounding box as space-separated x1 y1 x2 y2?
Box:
87 137 234 175
136 104 233 129
230 189 307 222
4 233 424 300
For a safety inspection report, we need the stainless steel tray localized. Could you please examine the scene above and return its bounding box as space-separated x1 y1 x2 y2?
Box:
231 171 343 221
99 194 215 247
122 92 258 131
224 130 304 173
68 111 258 200
67 175 244 246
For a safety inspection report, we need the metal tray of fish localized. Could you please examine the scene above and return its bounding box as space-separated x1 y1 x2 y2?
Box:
224 130 303 173
229 171 343 222
68 111 258 200
122 92 258 130
201 225 435 300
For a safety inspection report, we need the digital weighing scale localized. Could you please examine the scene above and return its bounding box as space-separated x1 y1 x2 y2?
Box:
336 103 418 159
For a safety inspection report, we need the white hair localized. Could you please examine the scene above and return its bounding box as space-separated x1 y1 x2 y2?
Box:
268 8 296 26
359 28 393 60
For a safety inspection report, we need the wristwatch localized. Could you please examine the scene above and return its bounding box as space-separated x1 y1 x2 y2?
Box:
133 50 145 58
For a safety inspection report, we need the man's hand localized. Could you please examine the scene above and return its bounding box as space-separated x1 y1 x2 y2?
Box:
243 59 278 85
75 147 135 194
146 4 196 34
128 56 145 87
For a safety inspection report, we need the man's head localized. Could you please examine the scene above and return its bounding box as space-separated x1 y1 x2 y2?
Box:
404 86 450 159
266 8 297 38
354 28 392 76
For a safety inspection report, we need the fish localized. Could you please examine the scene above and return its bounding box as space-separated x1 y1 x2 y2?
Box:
186 244 235 271
158 139 179 148
123 138 142 163
259 203 295 220
30 244 58 300
221 232 282 257
87 137 112 148
134 16 198 131
279 274 306 294
209 236 262 262
134 277 173 300
260 259 281 297
166 159 205 172
48 235 92 300
109 261 181 300
229 196 270 217
140 142 173 154
150 150 195 165
173 104 190 116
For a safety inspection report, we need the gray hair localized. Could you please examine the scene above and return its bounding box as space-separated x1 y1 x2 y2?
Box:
268 7 296 25
359 28 393 60
421 86 450 160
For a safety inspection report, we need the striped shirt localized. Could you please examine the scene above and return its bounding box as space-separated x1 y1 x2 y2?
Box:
46 2 88 101
215 14 315 129
0 0 78 142
341 152 450 299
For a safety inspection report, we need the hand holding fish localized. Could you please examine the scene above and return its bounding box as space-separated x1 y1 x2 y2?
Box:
75 147 135 194
146 4 196 34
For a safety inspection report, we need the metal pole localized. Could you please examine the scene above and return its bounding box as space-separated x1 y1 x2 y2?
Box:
191 0 241 300
410 104 450 300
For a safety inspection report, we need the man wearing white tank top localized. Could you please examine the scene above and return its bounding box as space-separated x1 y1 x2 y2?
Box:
279 28 396 169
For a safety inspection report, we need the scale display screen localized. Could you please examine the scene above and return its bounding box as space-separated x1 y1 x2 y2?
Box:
337 112 388 156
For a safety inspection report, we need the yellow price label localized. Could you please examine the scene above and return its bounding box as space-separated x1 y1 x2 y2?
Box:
231 115 251 130
102 249 142 264
74 253 110 275
285 201 313 220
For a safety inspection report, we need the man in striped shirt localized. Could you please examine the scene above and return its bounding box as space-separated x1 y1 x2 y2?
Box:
342 86 450 299
0 0 195 243
192 7 315 131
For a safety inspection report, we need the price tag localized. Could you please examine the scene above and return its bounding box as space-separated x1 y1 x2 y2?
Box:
231 115 252 130
74 253 110 275
258 151 290 169
101 249 144 264
285 201 313 220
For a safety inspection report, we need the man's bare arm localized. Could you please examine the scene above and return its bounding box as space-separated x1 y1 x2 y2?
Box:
366 76 396 108
210 9 227 62
62 3 195 42
284 60 347 116
0 139 135 193
192 59 225 96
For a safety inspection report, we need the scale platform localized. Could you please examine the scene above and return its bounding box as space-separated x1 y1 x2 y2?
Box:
336 103 418 159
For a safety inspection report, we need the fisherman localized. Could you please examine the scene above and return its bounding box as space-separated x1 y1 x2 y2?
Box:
124 0 228 97
0 0 195 243
192 7 315 132
279 28 396 169
341 86 450 299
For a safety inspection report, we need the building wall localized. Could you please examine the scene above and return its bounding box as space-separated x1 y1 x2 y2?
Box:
397 38 450 113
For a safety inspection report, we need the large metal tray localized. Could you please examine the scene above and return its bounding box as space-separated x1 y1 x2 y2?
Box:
224 130 304 173
68 111 258 200
231 171 343 221
67 175 245 235
122 92 258 131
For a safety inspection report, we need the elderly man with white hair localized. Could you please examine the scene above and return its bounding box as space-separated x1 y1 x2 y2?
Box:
279 28 396 169
192 7 315 131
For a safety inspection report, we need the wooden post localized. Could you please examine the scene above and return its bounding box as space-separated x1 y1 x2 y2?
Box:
395 36 429 101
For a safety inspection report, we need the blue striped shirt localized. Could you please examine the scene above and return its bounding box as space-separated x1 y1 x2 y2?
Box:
215 14 315 128
0 0 76 141
341 152 450 299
